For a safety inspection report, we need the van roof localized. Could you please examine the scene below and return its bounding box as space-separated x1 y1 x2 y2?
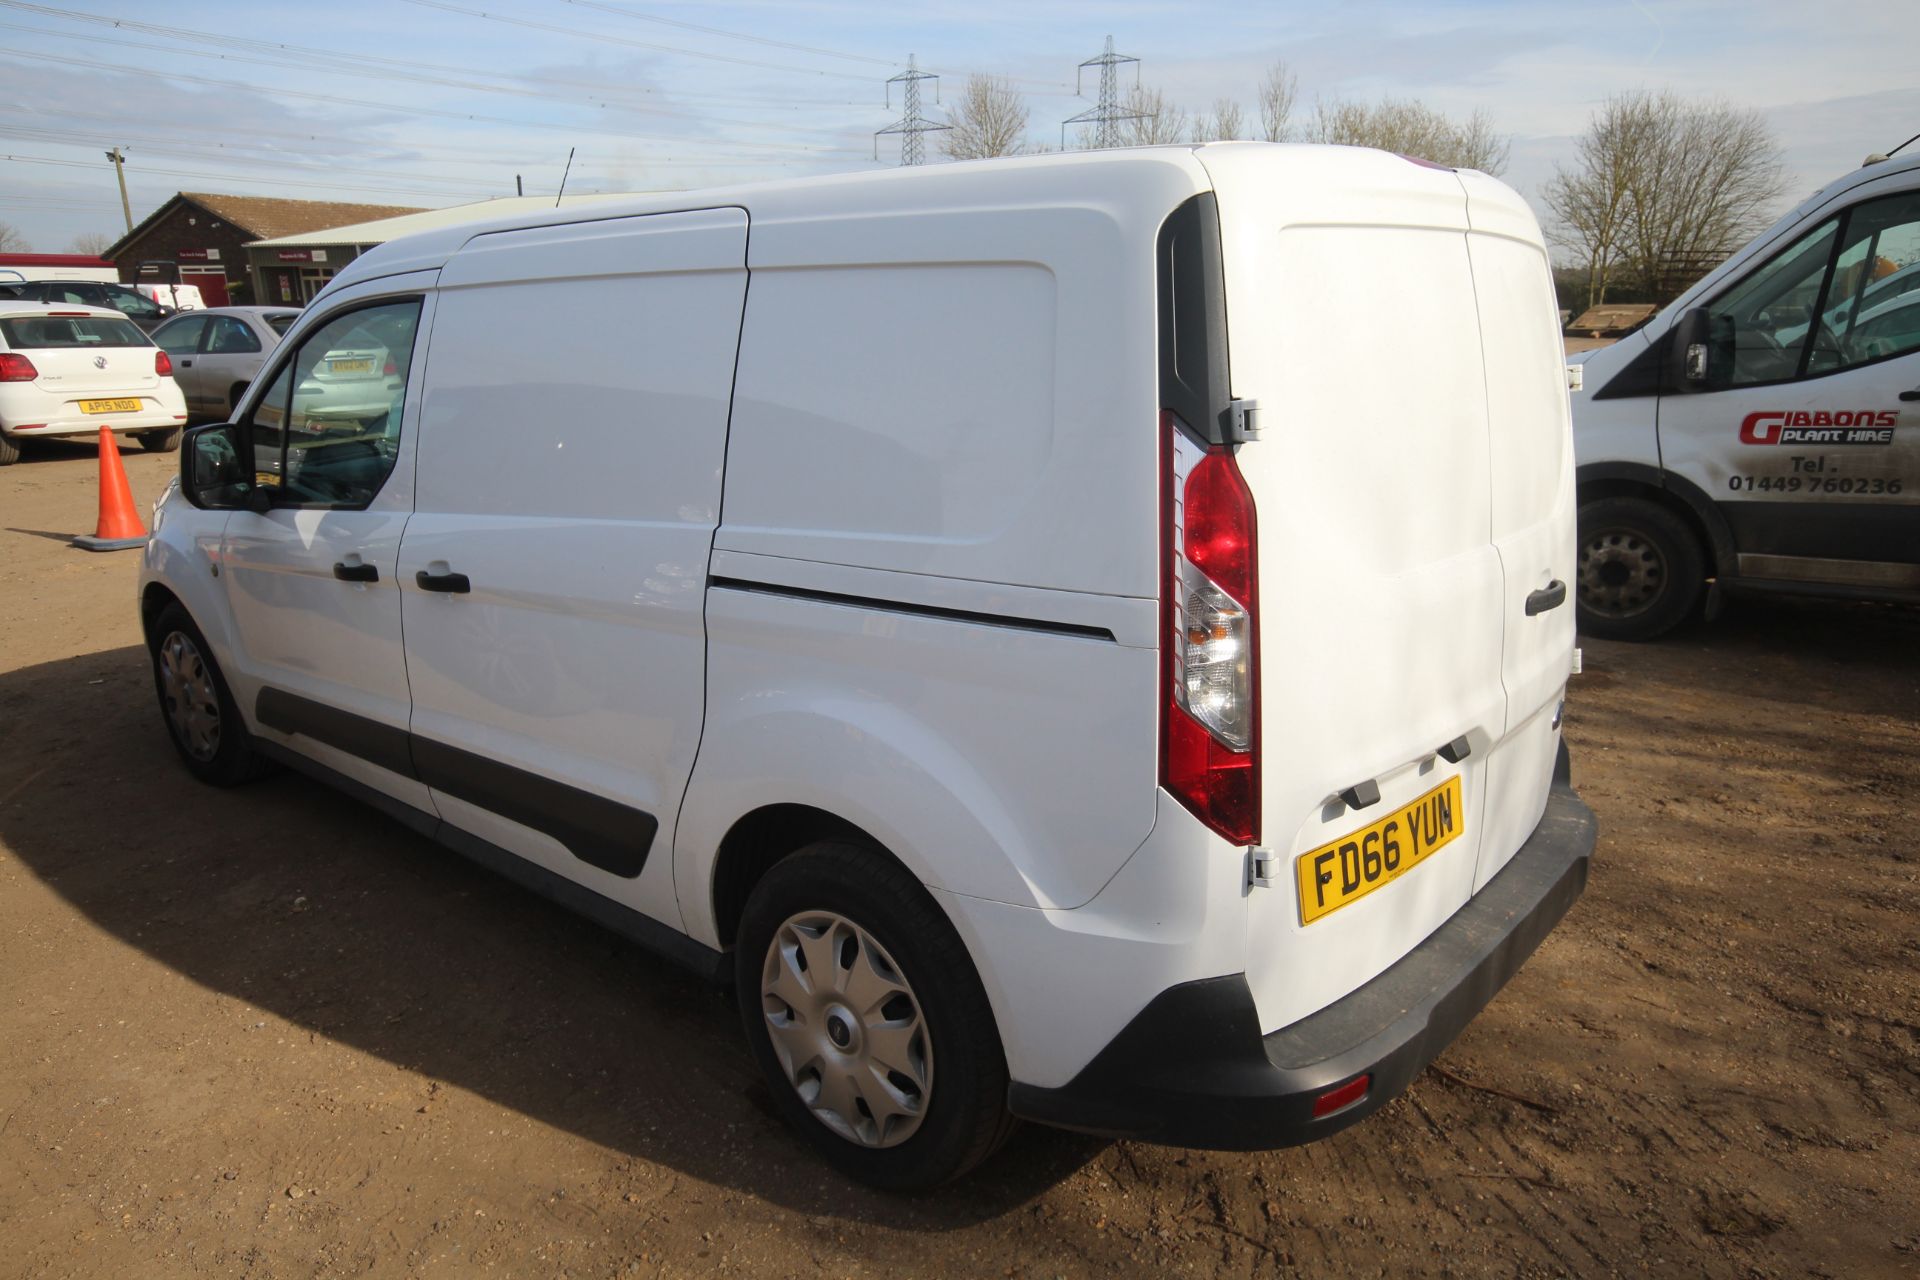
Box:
326 142 1495 294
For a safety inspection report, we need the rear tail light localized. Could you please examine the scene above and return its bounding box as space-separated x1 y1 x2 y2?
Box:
382 360 398 377
0 353 38 382
154 350 173 376
1161 410 1260 845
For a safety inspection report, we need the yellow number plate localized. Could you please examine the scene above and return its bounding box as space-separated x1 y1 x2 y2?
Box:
1296 775 1465 925
329 358 373 374
80 398 142 414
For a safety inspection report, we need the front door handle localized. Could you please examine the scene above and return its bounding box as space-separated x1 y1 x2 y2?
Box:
416 569 471 594
1899 388 1920 402
179 358 193 367
332 561 378 583
1525 579 1568 616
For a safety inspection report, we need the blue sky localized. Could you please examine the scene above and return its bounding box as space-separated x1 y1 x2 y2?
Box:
2 0 1914 254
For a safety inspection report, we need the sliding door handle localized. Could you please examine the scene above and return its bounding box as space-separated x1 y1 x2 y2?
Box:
332 561 378 583
1525 579 1568 616
415 569 471 594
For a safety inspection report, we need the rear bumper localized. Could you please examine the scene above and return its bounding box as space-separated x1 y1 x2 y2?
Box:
4 413 187 438
1006 747 1597 1149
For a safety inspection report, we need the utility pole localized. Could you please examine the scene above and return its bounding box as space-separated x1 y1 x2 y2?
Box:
104 147 132 232
874 55 949 166
1061 35 1145 149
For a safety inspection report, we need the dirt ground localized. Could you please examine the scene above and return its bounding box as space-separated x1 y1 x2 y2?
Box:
1 436 1915 1279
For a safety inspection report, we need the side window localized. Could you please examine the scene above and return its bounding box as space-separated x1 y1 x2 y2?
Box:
154 315 209 357
205 315 261 354
241 299 422 509
1706 218 1837 387
104 284 162 320
1817 191 1920 373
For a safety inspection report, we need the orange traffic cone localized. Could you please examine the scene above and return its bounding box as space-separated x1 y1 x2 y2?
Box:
72 427 149 552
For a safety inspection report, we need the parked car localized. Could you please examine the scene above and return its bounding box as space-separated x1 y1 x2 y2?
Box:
136 282 206 312
0 279 176 332
140 144 1596 1188
152 307 302 422
1569 150 1920 638
0 302 189 464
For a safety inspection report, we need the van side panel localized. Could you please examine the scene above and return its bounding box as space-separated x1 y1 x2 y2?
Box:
397 209 749 930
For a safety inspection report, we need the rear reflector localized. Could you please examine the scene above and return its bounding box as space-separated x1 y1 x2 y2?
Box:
1311 1074 1371 1119
154 350 173 377
0 352 37 382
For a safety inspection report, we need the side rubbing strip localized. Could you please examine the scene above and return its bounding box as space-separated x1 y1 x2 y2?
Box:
708 576 1118 641
254 686 656 879
256 686 416 778
411 736 656 878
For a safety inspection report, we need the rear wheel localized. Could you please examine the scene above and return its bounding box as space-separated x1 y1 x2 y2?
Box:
736 841 1014 1190
0 432 18 465
1576 495 1705 641
137 428 183 453
148 602 275 786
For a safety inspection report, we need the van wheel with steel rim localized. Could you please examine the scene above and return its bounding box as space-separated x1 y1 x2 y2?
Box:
1575 495 1705 641
736 841 1014 1189
148 602 275 786
137 428 183 452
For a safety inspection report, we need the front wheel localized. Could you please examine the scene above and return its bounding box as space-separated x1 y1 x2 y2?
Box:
1575 495 1706 641
736 841 1014 1190
137 428 183 453
148 602 276 785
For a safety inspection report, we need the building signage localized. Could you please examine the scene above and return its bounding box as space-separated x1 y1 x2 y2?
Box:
274 248 330 264
177 248 219 262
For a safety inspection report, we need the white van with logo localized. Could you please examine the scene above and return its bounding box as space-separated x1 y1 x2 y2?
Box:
1570 151 1920 638
139 144 1595 1188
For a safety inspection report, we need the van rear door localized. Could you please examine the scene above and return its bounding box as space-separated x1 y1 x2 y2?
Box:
1194 145 1506 1032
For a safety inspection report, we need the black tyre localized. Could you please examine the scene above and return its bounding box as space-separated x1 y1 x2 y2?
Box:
148 602 276 786
0 432 18 465
137 428 183 453
736 841 1015 1190
1576 495 1706 641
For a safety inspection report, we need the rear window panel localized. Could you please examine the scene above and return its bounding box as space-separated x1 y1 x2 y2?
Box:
1 316 152 349
265 313 298 336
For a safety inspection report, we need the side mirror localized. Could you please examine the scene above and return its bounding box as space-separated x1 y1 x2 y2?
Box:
180 422 252 510
157 305 177 319
1668 307 1712 392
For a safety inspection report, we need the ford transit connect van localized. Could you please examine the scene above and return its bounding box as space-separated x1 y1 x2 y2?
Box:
1570 151 1920 639
140 144 1596 1188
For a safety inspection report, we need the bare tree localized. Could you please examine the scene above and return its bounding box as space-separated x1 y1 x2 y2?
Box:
0 221 27 252
68 231 115 256
944 74 1030 161
1119 84 1189 147
1307 97 1510 174
1545 92 1785 304
1258 62 1298 142
1190 97 1248 143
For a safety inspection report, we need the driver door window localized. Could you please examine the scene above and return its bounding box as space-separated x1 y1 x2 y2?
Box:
242 299 422 509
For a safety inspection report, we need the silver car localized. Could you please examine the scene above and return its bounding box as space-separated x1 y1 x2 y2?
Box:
150 306 302 422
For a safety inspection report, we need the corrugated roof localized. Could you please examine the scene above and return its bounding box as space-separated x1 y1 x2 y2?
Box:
247 193 642 248
182 193 426 241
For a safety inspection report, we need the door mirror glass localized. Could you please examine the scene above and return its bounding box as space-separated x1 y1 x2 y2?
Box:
1668 308 1713 391
180 422 251 509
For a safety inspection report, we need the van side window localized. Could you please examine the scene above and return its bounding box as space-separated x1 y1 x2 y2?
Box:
241 299 422 509
1813 191 1920 374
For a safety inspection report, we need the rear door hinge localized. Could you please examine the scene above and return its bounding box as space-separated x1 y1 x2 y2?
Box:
1227 398 1262 443
1247 845 1277 889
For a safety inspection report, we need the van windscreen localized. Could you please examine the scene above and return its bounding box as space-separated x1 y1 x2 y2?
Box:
1 315 151 349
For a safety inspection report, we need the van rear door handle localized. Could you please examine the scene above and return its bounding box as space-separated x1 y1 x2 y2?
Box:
332 561 378 583
416 569 471 594
1525 580 1568 616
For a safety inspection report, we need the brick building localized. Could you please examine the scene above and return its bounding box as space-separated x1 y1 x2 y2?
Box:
103 193 422 307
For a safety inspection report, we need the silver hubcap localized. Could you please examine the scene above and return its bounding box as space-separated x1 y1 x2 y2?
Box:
761 911 933 1149
158 630 221 761
1578 526 1666 619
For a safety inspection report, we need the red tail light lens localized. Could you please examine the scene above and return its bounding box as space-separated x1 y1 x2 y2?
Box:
154 350 173 376
0 353 38 382
1161 410 1260 845
382 360 398 377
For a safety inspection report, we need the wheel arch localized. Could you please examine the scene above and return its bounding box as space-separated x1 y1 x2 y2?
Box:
140 581 183 642
708 803 883 951
1577 460 1735 579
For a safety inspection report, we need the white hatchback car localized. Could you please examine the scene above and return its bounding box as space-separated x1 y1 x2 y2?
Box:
0 302 189 464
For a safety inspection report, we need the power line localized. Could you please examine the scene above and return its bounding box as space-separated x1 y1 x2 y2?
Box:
1061 35 1145 150
873 55 949 167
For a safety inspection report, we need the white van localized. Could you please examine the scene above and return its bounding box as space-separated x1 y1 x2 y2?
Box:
140 144 1595 1188
1570 151 1920 638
